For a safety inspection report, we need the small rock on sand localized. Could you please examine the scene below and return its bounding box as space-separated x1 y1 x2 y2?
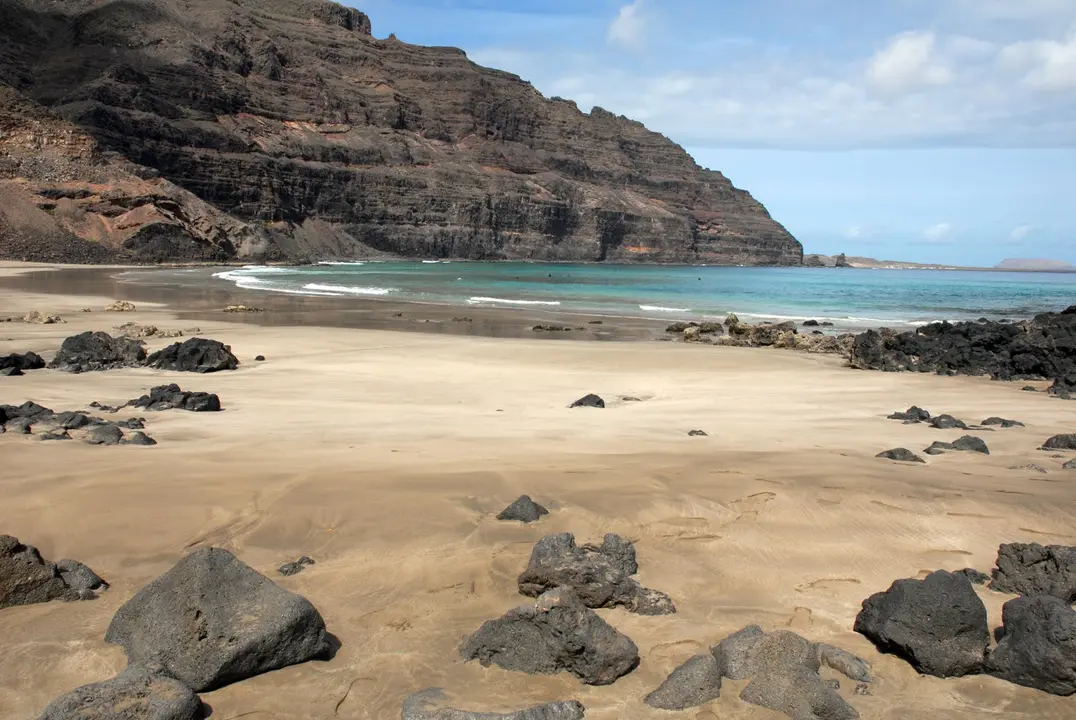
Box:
278 556 316 577
924 436 990 455
569 394 604 408
982 416 1025 428
497 495 549 523
104 300 136 312
876 448 925 463
688 429 708 437
255 355 266 361
401 688 585 720
1042 434 1076 451
23 310 64 324
37 663 203 720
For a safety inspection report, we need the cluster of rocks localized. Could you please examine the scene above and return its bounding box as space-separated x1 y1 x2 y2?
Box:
104 300 136 312
875 405 1046 462
0 350 44 376
37 548 332 717
47 332 239 374
533 324 581 332
855 542 1076 696
24 310 64 324
666 315 856 355
1 401 155 445
401 689 584 720
113 322 186 339
849 306 1076 391
223 305 264 313
1 535 107 608
129 384 221 413
645 625 871 718
886 405 1024 430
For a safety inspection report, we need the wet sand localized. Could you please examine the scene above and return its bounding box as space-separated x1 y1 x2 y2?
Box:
2 263 1076 719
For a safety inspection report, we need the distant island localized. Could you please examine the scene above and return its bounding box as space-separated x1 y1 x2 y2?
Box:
995 258 1075 271
804 253 1076 273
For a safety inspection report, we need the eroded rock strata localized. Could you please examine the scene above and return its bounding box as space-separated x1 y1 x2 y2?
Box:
0 0 800 266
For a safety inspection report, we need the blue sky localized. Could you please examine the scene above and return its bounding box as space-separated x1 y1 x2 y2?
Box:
355 0 1076 265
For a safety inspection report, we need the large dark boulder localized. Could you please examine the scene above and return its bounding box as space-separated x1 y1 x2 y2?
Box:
84 423 125 446
145 339 239 373
986 595 1076 696
517 533 674 615
48 331 146 373
131 384 222 412
401 688 585 720
497 495 549 523
1 535 104 607
0 351 45 371
848 309 1076 384
459 588 639 686
104 548 332 692
989 543 1076 601
1042 434 1076 450
853 570 989 677
37 663 203 720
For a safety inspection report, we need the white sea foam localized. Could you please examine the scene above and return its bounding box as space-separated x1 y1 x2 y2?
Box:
317 261 366 266
303 283 395 296
238 265 297 274
422 260 441 264
467 296 561 306
639 304 691 313
213 270 268 290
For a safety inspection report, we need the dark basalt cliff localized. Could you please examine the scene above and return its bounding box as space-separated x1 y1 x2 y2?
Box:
0 0 802 265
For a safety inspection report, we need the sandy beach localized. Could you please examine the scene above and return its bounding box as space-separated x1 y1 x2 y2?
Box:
2 263 1076 719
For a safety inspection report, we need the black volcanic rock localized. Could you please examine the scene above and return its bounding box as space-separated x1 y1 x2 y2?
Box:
517 533 674 615
0 0 801 266
570 394 605 408
0 351 45 371
145 338 238 373
876 448 925 463
929 414 968 430
989 543 1076 602
849 309 1076 385
981 416 1025 428
131 384 222 411
497 495 549 523
48 331 146 373
888 406 930 422
1 535 105 608
854 570 989 678
1042 434 1076 450
986 595 1076 696
38 663 204 720
104 547 331 691
924 436 990 455
459 587 639 686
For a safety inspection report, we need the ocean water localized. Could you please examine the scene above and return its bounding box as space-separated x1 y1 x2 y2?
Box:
209 262 1076 330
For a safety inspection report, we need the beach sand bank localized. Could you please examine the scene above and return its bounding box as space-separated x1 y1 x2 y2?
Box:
2 263 1075 719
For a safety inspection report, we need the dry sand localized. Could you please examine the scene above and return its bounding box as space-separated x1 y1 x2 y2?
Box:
2 263 1076 719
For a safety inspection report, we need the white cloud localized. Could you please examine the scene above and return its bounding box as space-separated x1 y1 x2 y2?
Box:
868 31 953 93
608 1 645 49
923 222 954 241
844 225 864 238
1010 224 1035 239
999 31 1076 88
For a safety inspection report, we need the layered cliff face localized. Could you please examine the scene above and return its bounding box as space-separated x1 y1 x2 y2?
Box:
0 0 802 265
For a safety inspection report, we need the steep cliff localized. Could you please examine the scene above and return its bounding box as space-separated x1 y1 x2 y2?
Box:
0 0 802 265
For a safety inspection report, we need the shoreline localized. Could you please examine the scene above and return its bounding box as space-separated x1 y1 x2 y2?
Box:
4 262 1070 342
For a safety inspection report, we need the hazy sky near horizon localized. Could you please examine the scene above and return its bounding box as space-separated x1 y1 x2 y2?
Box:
356 0 1075 265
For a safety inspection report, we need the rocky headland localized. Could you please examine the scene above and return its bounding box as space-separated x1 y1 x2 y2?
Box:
0 0 801 266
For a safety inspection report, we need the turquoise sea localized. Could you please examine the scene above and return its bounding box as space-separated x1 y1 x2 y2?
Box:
208 262 1076 331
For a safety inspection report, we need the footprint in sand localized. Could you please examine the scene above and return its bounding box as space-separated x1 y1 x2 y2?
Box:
947 512 1003 520
648 639 704 663
728 491 777 522
795 578 862 594
786 606 814 630
650 517 723 542
1018 528 1076 542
